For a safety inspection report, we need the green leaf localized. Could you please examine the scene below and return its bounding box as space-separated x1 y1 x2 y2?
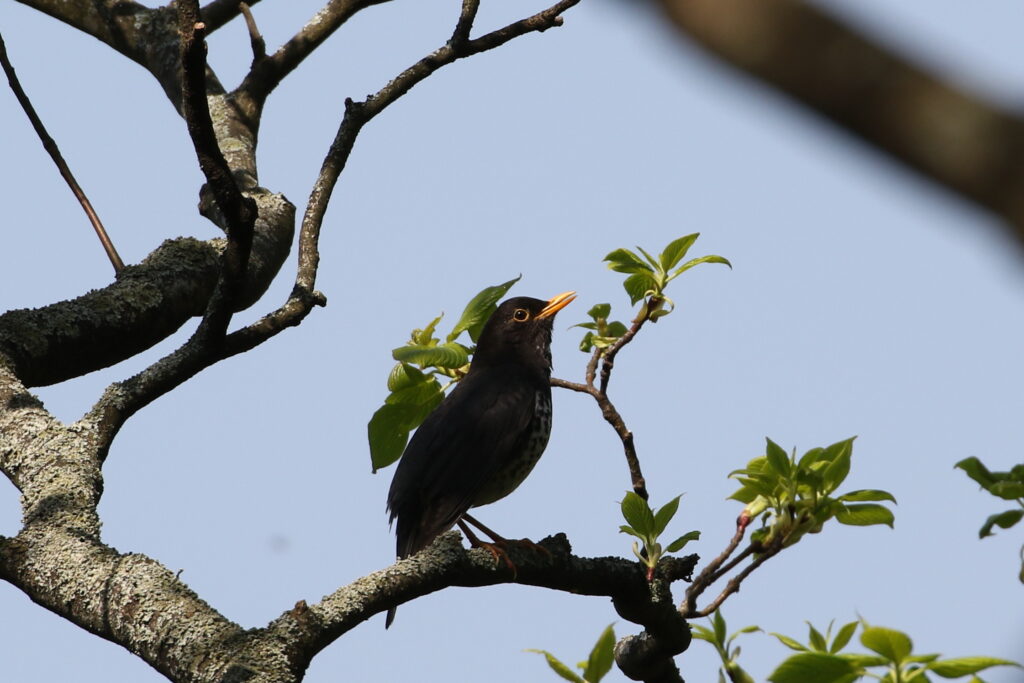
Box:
368 403 416 471
658 233 700 272
670 254 733 278
606 321 628 338
765 439 792 478
767 652 859 683
955 457 998 490
447 275 521 343
979 509 1024 538
837 489 898 504
579 331 595 353
411 313 444 346
835 503 895 528
587 303 611 320
636 245 662 271
605 248 654 275
830 621 859 654
860 625 913 664
384 378 443 410
619 525 644 540
987 480 1024 500
392 342 470 369
820 439 853 494
807 623 828 652
712 610 727 644
623 272 660 305
386 362 427 392
665 531 700 553
927 656 1021 677
582 624 616 682
690 625 716 643
526 650 585 683
621 491 656 536
770 633 809 652
652 495 682 537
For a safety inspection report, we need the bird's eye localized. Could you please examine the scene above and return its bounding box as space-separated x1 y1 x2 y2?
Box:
512 308 530 322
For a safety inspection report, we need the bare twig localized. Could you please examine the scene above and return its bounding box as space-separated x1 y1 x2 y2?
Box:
296 0 582 299
239 0 393 104
0 31 124 273
201 0 264 34
238 3 266 62
552 306 652 499
680 512 785 618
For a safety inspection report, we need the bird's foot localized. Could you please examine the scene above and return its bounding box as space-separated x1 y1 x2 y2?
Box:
471 539 518 574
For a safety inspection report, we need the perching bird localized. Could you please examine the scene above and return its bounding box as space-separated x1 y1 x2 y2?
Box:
385 291 575 626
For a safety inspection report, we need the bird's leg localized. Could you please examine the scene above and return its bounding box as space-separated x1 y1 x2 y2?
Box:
461 513 552 559
457 518 517 573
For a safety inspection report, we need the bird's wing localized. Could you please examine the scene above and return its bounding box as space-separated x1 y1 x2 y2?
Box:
387 367 537 557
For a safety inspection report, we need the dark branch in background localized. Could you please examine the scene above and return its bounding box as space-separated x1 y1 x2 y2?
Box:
0 32 124 273
238 2 266 62
552 307 652 500
655 0 1024 239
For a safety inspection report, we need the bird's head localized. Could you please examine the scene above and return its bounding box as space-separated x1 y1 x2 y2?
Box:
471 291 576 374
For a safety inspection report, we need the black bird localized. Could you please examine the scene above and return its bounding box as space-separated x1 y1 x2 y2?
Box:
385 291 575 626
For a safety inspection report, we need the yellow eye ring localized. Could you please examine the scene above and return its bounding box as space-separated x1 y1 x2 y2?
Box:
512 308 529 322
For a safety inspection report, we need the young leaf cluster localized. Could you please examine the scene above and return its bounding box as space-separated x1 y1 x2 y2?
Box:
619 491 700 580
367 276 520 471
528 624 616 683
766 619 1019 683
691 611 760 683
729 438 896 549
603 233 730 323
573 303 628 353
955 456 1024 582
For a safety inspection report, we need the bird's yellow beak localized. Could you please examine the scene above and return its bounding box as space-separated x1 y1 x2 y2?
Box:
537 291 576 319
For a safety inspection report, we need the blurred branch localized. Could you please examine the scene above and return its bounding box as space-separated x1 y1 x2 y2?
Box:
656 0 1024 238
0 32 124 273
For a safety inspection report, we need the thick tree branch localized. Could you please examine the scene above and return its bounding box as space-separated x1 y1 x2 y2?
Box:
656 0 1024 237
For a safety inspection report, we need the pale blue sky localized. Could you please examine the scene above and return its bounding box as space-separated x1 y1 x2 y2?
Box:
2 1 1022 681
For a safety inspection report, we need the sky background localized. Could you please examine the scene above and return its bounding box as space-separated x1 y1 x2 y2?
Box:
2 1 1023 681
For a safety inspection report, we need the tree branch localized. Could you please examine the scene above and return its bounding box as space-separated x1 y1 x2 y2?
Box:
656 0 1024 237
238 0 393 105
553 306 652 500
201 0 264 34
0 31 124 273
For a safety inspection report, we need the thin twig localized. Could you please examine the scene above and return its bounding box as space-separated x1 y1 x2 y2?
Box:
238 3 266 62
201 0 264 33
686 547 778 619
682 512 749 614
0 31 124 274
239 0 393 104
553 304 651 498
